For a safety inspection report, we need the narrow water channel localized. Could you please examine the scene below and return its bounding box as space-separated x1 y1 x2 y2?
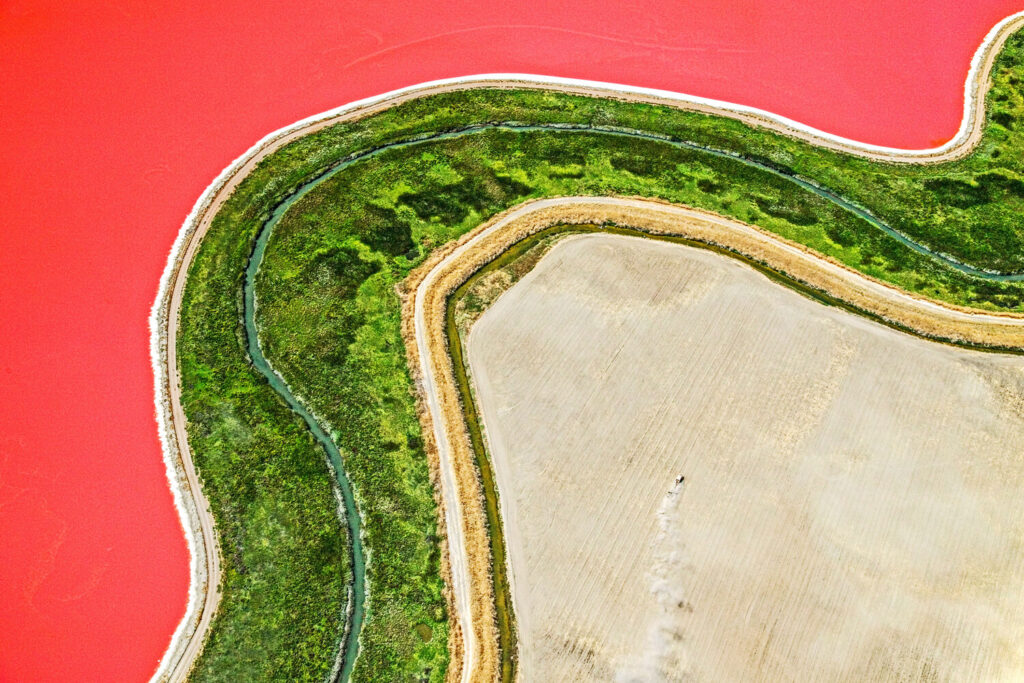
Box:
243 196 366 682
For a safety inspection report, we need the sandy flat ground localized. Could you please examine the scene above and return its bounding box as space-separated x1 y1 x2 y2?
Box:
466 233 1024 682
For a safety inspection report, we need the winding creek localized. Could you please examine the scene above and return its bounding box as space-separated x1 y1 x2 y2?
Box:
244 194 366 682
241 117 1024 681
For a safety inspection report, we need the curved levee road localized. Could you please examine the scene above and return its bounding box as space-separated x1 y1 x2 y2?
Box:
409 196 1024 683
153 11 1024 681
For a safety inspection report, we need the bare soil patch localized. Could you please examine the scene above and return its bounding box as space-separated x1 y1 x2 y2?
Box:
467 233 1024 681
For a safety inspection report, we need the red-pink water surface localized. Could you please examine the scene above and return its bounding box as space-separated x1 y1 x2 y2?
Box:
2 1 1022 680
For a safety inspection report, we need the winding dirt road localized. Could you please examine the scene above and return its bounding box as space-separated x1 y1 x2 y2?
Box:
152 11 1024 680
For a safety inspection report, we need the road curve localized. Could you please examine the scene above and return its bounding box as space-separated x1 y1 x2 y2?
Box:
151 11 1024 680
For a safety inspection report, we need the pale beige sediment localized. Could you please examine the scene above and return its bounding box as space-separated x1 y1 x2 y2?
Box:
465 231 1024 680
156 11 1024 676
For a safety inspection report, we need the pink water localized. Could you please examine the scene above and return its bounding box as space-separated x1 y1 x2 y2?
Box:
1 1 1021 679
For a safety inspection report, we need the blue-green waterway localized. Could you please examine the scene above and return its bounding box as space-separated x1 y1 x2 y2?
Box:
241 117 1024 682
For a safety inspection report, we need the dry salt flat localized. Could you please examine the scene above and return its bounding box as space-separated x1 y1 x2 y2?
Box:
466 232 1024 682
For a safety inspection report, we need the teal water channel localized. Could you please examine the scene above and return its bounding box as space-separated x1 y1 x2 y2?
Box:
244 200 365 681
241 116 1024 682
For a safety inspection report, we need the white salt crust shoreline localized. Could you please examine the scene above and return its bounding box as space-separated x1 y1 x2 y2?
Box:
149 10 1024 681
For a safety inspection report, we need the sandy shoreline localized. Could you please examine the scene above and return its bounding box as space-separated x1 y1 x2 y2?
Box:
151 11 1024 679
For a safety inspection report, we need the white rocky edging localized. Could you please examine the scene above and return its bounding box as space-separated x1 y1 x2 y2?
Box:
149 9 1024 680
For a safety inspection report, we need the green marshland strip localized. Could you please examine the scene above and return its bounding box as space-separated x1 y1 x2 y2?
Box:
177 32 1024 681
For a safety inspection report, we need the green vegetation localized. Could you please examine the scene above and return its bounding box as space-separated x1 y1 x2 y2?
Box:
454 231 572 331
178 30 1024 682
178 210 350 680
